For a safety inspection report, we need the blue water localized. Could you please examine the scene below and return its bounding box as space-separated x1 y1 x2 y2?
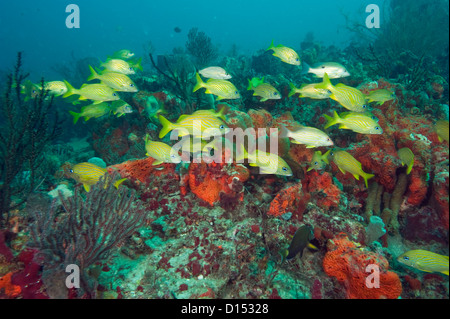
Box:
0 0 386 80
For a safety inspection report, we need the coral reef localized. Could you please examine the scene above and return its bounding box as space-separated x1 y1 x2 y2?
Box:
1 12 449 300
323 233 402 299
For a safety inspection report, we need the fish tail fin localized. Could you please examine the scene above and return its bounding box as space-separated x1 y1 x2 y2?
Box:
288 83 297 97
323 110 340 129
216 105 227 121
69 110 81 124
362 172 375 188
441 270 449 276
87 65 98 82
279 125 290 139
158 115 174 138
267 39 275 51
113 178 127 189
235 143 249 163
134 57 143 71
279 249 289 263
322 150 331 164
62 80 77 98
315 72 333 91
247 79 254 91
300 61 311 75
193 73 205 92
406 158 414 175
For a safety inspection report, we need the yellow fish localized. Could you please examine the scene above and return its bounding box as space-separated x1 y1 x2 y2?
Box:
323 110 383 134
177 107 227 122
317 73 368 112
236 145 292 176
365 89 395 105
288 82 332 100
127 57 143 71
279 125 334 148
88 66 138 92
199 66 231 80
69 102 111 124
247 81 281 102
302 62 350 79
158 114 228 139
267 40 300 66
178 137 220 155
100 59 135 75
397 250 449 276
193 73 240 100
109 49 135 60
44 81 68 96
435 120 449 143
307 150 331 172
144 134 181 165
63 81 120 104
68 162 126 192
397 147 414 174
330 149 374 188
21 80 42 101
111 100 133 117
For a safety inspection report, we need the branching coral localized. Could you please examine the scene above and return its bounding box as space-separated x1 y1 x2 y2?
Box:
185 28 218 68
29 172 148 298
148 53 198 113
0 52 61 226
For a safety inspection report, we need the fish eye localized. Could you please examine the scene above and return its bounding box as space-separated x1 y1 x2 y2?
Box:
362 104 367 109
235 91 238 94
403 256 409 261
170 154 176 158
130 84 134 87
69 169 73 173
314 161 318 165
219 125 225 129
321 66 326 69
282 167 287 171
129 67 133 70
375 127 380 130
274 92 278 95
113 93 117 96
295 58 299 61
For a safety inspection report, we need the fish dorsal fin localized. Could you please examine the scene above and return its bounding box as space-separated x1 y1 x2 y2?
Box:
177 114 189 122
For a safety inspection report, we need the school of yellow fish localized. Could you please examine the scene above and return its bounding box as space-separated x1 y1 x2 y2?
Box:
22 44 449 276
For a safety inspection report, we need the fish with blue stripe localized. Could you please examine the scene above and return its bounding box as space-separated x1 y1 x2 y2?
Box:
323 110 383 135
316 73 368 112
329 149 374 188
397 250 449 276
68 162 126 192
144 134 182 166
